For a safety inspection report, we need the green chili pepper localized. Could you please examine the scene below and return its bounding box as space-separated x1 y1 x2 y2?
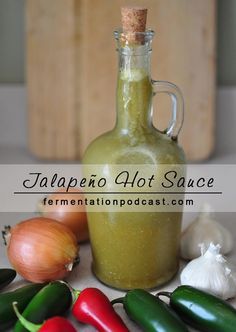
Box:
0 283 45 331
14 281 73 332
0 268 16 290
158 285 236 332
112 289 189 332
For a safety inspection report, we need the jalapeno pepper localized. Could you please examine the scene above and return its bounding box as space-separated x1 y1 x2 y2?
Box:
13 302 77 332
112 289 189 332
72 287 129 332
14 281 73 332
0 268 16 290
0 283 45 331
158 285 236 332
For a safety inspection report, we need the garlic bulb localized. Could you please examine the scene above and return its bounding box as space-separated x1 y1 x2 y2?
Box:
180 243 236 300
181 203 233 260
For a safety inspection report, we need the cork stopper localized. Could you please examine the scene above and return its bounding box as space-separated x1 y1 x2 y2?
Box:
121 7 147 44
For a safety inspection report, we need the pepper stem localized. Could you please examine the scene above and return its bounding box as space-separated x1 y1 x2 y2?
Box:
157 291 172 299
111 297 124 305
66 284 81 304
55 280 81 304
12 302 42 332
72 288 81 300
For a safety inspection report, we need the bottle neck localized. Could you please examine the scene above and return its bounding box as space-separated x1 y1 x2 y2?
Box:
115 51 153 133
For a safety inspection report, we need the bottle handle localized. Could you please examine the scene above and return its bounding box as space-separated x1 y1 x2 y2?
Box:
151 80 184 140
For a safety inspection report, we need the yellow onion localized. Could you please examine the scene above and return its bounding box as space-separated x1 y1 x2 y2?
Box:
4 217 79 283
39 188 89 243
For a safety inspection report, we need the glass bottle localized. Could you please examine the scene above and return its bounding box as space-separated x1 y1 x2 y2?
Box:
82 29 186 290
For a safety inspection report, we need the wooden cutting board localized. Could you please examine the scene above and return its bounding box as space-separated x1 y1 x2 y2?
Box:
26 0 216 161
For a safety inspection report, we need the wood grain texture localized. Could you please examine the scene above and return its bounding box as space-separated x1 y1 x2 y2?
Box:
26 0 79 159
27 0 216 160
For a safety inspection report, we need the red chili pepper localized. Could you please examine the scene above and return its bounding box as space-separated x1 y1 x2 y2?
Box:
33 317 77 332
13 302 76 332
72 287 129 332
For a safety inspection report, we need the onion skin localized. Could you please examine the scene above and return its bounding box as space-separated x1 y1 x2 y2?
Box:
40 188 89 243
7 217 79 283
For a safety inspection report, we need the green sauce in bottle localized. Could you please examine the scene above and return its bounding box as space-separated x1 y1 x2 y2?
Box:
83 9 185 290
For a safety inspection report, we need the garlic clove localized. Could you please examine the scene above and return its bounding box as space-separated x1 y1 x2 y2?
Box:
181 204 233 260
180 243 236 300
